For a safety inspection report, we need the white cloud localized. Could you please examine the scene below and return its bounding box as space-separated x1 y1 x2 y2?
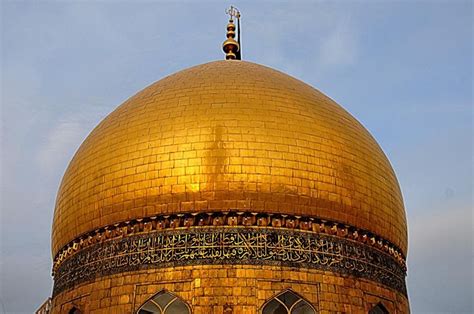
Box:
37 117 90 174
319 25 358 67
34 99 111 175
243 4 359 80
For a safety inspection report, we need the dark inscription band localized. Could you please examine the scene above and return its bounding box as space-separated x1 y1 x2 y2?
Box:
53 227 407 296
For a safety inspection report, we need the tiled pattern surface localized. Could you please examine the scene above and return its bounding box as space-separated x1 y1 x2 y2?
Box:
52 60 407 256
51 265 409 313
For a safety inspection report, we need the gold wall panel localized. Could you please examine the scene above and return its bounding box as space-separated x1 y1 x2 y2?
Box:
52 61 407 256
50 265 410 313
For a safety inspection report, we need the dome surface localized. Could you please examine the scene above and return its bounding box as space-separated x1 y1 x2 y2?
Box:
52 60 407 257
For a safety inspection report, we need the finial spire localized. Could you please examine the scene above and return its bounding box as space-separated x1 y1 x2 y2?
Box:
223 6 241 60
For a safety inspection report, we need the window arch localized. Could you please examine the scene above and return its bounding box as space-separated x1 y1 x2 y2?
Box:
137 290 191 314
262 290 316 314
68 307 82 314
369 302 389 314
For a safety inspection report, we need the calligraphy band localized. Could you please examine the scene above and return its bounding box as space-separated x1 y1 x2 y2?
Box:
53 227 407 297
53 211 406 275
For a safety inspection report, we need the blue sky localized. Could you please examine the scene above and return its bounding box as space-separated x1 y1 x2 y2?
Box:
1 1 472 313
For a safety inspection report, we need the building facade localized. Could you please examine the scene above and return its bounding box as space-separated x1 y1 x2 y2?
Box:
47 15 409 314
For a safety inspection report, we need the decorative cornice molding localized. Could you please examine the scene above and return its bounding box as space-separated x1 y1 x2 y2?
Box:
53 226 407 297
53 211 407 275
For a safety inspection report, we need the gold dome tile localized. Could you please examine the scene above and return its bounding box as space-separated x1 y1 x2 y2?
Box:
51 60 407 256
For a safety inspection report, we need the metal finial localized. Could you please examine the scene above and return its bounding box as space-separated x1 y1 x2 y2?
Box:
226 5 240 20
222 6 241 60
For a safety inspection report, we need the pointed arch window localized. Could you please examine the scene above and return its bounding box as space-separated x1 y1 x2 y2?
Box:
262 290 316 314
369 303 389 314
68 307 82 314
137 290 191 314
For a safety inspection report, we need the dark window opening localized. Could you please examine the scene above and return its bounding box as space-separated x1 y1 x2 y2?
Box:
262 290 316 314
68 307 82 314
369 303 389 314
137 290 191 314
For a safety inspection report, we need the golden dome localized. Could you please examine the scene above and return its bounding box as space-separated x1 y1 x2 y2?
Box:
52 60 407 257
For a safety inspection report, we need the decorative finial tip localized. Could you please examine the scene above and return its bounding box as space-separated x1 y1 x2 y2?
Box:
223 6 241 60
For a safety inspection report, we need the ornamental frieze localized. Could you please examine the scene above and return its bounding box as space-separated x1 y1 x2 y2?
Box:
53 227 407 296
52 211 406 274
